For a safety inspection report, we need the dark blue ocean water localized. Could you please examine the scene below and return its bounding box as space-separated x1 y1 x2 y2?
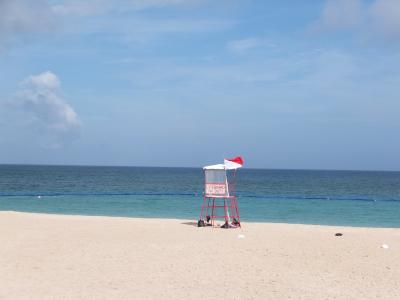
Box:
1 165 400 227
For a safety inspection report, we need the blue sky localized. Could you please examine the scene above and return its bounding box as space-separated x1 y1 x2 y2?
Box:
1 0 399 170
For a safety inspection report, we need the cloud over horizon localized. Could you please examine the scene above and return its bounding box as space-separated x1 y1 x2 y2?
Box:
9 71 81 147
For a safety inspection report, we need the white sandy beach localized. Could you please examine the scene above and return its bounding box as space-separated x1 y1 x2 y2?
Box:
0 211 399 300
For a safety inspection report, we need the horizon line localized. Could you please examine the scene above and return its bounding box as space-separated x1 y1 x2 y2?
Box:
0 163 399 173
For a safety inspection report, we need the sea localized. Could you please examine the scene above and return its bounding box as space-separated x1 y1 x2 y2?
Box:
1 165 400 227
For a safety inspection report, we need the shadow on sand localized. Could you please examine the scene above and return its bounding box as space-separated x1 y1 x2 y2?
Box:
181 221 198 227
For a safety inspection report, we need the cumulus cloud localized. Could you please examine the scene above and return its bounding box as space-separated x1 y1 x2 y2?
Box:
10 71 81 141
0 0 56 42
310 0 400 42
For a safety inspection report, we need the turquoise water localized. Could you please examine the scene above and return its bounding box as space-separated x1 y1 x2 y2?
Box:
1 165 400 227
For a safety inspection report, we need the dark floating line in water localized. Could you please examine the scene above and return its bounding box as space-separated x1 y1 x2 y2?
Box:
0 192 399 203
0 192 198 198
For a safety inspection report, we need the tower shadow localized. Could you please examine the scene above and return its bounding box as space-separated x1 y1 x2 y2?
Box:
181 221 198 227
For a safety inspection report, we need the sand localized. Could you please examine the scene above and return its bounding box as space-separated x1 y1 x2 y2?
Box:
0 211 399 300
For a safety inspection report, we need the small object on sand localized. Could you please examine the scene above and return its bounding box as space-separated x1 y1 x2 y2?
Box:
197 219 205 227
335 233 343 236
381 244 389 249
237 234 245 239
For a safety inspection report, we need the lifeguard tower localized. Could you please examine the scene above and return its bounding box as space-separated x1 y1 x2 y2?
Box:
198 156 243 228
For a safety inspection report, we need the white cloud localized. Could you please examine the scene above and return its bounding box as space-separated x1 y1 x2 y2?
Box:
310 0 400 42
10 71 81 138
227 37 275 54
0 0 213 46
51 0 201 16
0 0 56 42
70 14 234 47
25 71 61 90
369 0 400 40
310 0 364 33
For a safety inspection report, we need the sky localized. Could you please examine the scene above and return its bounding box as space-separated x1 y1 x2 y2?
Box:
0 0 399 170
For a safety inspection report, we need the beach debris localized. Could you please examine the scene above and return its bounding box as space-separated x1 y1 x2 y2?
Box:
237 234 245 239
381 244 389 249
335 233 343 236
